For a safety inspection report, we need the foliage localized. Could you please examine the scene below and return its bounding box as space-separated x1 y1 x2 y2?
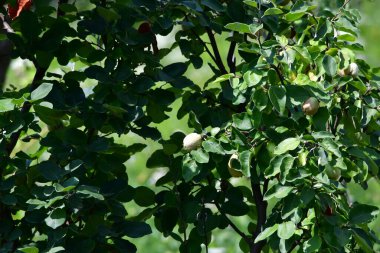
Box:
0 0 379 253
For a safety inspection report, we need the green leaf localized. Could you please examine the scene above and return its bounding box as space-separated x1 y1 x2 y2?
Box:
274 137 300 155
77 185 104 200
202 138 225 154
38 161 64 181
243 0 257 8
269 86 287 115
322 55 337 76
146 150 170 168
190 149 210 164
17 247 39 253
349 204 379 225
303 235 322 253
233 112 253 131
201 0 224 11
352 229 374 253
134 186 156 207
225 22 251 33
182 155 201 182
45 247 65 253
285 12 306 21
119 221 152 238
264 185 293 201
320 138 341 157
45 209 66 229
254 224 279 243
264 8 283 16
277 221 296 240
0 98 15 112
239 150 252 177
31 83 53 101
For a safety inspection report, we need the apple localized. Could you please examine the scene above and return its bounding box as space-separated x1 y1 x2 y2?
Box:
183 133 203 151
228 154 243 177
302 97 319 116
349 62 359 77
325 164 341 181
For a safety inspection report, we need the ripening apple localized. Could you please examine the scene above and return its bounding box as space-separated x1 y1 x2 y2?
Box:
183 133 203 151
302 97 319 116
228 154 243 178
138 22 151 34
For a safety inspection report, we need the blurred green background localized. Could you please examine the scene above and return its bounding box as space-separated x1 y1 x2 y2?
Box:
4 1 380 252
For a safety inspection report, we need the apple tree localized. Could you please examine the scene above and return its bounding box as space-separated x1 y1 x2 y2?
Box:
0 0 379 252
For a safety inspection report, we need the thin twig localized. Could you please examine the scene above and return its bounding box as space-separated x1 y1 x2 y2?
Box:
227 33 237 73
332 0 352 21
214 201 252 245
271 64 285 86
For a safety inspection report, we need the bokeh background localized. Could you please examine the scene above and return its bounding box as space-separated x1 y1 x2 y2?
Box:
4 1 380 252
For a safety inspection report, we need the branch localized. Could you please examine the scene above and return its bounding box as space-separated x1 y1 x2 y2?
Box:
250 167 268 253
205 27 227 74
227 33 237 73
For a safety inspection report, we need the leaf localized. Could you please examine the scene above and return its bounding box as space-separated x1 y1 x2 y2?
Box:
38 161 64 181
269 86 287 115
45 209 66 229
0 98 15 112
201 0 224 11
211 73 234 84
303 235 322 253
17 247 39 253
182 155 201 182
134 186 155 207
320 138 341 157
349 204 379 225
233 112 253 130
190 149 209 164
264 185 293 201
225 22 251 33
239 150 252 177
77 185 104 200
254 224 279 243
45 247 65 253
352 228 374 253
202 138 225 155
322 55 337 76
311 131 334 139
285 12 306 21
146 150 170 168
277 221 296 240
264 8 283 16
274 137 300 155
31 83 53 100
120 221 152 238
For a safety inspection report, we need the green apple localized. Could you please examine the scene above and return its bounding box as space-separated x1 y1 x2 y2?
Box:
325 164 341 181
